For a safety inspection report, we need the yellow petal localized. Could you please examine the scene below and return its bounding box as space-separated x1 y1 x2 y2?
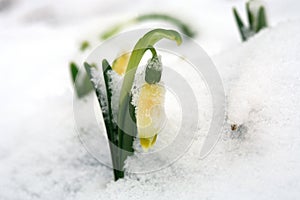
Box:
112 52 130 75
136 83 165 150
139 134 158 151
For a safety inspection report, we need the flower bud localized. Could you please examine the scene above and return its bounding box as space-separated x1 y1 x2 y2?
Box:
145 55 162 84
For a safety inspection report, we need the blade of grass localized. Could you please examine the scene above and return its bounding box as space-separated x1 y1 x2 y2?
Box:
256 6 268 32
70 62 79 83
246 2 255 31
102 59 116 144
233 8 247 41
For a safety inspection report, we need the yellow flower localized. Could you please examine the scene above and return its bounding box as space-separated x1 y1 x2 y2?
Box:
136 83 166 151
112 52 130 75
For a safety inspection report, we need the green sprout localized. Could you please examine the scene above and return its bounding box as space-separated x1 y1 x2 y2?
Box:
233 0 268 41
85 29 182 181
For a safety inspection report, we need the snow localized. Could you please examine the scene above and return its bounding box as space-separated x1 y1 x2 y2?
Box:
1 0 300 199
131 67 146 108
97 20 300 200
90 67 109 115
107 69 123 123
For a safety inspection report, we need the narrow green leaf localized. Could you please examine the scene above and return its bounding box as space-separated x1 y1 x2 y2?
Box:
246 2 255 31
100 13 195 40
256 6 268 32
233 8 247 41
101 60 125 180
85 61 123 181
71 62 93 98
80 40 90 51
137 13 195 38
76 75 93 98
70 62 79 83
102 59 117 144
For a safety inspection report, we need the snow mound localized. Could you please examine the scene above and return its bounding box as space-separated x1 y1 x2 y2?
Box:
98 20 300 200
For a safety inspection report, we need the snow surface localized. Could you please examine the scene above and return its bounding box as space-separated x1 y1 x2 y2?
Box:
98 20 300 200
1 0 300 199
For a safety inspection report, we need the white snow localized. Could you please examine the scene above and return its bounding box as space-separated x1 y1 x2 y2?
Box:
1 0 300 199
107 69 123 123
90 67 109 115
97 20 300 200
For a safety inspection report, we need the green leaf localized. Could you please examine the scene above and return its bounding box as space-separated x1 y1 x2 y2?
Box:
233 1 268 42
256 6 268 32
71 62 93 98
233 7 247 41
85 61 122 180
246 2 255 31
76 75 93 98
100 13 195 40
70 62 79 83
137 13 196 38
102 59 117 144
102 60 126 180
80 40 90 51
